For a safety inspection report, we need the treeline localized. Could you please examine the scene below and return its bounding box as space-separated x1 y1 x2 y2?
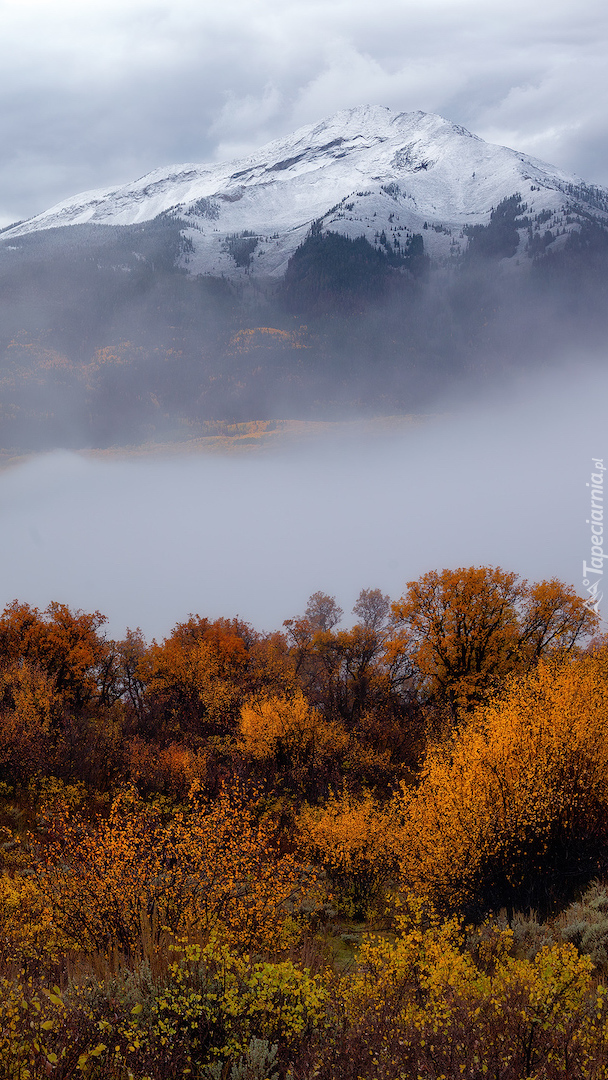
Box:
2 567 608 1078
0 568 596 804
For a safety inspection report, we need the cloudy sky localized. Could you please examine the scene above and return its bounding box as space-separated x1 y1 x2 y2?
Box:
1 0 607 228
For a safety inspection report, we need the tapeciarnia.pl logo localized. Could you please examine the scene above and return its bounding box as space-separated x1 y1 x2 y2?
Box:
582 458 605 615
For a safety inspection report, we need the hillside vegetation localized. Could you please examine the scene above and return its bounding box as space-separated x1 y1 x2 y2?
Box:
2 196 608 450
1 567 608 1077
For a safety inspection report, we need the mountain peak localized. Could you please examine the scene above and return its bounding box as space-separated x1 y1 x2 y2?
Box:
272 105 476 152
1 105 603 279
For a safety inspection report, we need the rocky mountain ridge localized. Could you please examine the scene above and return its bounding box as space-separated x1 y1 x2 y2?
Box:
3 105 607 278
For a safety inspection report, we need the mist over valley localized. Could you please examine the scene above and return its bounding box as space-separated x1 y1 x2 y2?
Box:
0 363 600 639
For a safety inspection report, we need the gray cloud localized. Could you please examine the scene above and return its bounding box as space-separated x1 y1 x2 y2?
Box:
1 0 608 226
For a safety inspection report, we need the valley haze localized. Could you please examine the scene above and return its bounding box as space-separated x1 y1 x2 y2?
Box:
0 364 601 640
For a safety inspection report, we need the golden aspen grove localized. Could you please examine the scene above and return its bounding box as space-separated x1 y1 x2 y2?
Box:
2 566 608 1079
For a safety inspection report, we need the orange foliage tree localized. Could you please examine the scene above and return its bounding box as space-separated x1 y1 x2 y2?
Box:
391 567 597 718
0 600 110 714
0 601 123 786
298 790 401 918
397 647 608 917
239 691 348 794
137 616 294 743
0 661 56 782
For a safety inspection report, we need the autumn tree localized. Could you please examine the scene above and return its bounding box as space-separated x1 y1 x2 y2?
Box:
397 647 608 918
239 691 348 794
0 600 111 713
0 661 56 782
284 591 421 772
137 616 294 743
391 566 597 718
517 577 597 663
0 601 126 786
298 790 400 918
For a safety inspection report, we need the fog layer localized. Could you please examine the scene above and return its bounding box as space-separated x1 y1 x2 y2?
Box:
0 364 601 639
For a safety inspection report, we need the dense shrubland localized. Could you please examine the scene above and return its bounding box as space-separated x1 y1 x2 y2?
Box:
1 566 608 1077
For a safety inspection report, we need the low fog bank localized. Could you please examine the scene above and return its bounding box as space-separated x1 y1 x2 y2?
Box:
2 212 608 450
0 363 602 640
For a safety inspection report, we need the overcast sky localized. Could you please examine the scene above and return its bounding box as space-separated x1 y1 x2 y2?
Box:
1 0 607 228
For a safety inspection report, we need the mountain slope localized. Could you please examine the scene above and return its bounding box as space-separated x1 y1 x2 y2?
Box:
1 106 608 451
3 106 607 278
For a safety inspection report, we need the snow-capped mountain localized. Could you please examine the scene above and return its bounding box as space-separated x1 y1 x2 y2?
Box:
3 105 607 278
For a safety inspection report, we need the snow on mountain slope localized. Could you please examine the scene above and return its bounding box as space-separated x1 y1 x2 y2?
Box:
2 106 606 278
